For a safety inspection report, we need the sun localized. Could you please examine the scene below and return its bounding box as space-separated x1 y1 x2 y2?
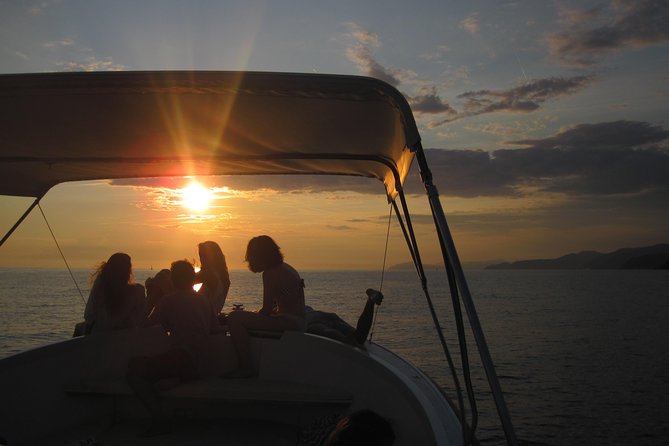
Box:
180 182 212 212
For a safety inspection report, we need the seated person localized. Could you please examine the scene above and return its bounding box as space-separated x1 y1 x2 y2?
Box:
144 268 175 326
306 289 384 346
196 240 231 318
126 260 212 436
84 252 146 334
225 235 306 378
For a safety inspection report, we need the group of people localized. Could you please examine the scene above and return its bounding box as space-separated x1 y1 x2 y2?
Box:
82 235 387 437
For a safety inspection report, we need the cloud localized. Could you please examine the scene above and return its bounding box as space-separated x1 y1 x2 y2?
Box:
327 225 357 231
547 0 669 66
458 76 593 114
409 121 669 198
465 116 556 137
344 23 402 86
28 1 57 15
407 87 457 115
509 120 669 150
12 50 29 61
43 38 74 48
429 75 593 126
460 14 480 34
419 45 451 61
58 56 127 72
403 149 518 197
110 121 668 202
342 23 454 115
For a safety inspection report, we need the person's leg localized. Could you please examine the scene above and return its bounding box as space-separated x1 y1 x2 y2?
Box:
126 356 167 426
353 289 383 344
127 350 196 436
225 311 296 378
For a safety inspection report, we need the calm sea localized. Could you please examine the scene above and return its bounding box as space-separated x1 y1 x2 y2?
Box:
1 267 668 445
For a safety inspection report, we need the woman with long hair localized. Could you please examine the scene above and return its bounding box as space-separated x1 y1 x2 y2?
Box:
84 252 147 333
225 235 305 378
196 240 231 317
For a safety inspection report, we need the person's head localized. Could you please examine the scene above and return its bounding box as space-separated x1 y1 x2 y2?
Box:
145 269 173 302
170 260 196 291
93 252 132 286
92 252 133 313
324 410 395 446
245 235 284 273
198 240 230 283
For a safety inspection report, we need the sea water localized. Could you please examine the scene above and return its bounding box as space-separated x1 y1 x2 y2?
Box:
1 268 668 446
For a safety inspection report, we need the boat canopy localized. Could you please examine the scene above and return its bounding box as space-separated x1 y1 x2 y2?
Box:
0 71 420 199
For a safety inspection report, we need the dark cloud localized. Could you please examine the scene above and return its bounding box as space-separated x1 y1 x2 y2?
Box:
408 121 669 197
458 76 593 115
403 149 518 197
547 0 669 66
509 120 669 150
112 121 669 201
430 76 593 126
327 225 358 231
407 88 457 115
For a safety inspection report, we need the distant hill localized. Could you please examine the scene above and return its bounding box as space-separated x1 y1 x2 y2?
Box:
485 244 669 270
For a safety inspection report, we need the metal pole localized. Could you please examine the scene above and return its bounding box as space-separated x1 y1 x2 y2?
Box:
414 144 518 446
0 197 41 247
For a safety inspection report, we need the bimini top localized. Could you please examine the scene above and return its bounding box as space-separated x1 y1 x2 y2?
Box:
0 71 420 198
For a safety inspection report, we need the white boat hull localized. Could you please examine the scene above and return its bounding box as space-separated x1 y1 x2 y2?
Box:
0 327 462 445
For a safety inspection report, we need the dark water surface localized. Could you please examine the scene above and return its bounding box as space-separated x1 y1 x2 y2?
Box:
1 268 667 445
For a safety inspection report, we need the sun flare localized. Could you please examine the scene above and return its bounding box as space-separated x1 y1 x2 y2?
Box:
180 182 212 212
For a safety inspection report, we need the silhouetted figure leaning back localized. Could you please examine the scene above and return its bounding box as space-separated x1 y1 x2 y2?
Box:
306 288 384 346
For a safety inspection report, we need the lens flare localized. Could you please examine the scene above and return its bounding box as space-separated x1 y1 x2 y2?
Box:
180 182 212 212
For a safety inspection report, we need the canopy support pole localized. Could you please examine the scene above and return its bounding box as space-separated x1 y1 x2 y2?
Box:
0 197 41 247
413 143 518 446
390 196 469 443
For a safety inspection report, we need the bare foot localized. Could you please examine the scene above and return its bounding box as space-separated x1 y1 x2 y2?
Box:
366 288 384 305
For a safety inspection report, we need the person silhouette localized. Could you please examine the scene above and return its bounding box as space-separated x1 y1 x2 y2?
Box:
195 240 230 318
83 252 146 334
225 235 306 378
126 260 212 436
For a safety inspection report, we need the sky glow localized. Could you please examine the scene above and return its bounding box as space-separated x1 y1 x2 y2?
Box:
1 0 667 270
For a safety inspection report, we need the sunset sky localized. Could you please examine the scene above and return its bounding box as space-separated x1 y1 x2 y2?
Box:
1 0 668 270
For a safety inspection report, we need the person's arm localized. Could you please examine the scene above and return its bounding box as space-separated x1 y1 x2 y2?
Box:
257 271 274 315
130 284 148 328
158 296 172 331
83 280 100 331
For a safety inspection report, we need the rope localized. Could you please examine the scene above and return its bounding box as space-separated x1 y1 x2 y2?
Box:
369 203 393 342
38 203 86 306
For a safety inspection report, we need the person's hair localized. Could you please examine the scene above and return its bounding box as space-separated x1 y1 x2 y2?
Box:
91 252 133 314
170 260 196 290
324 410 395 446
198 241 230 287
245 235 284 273
145 269 173 300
